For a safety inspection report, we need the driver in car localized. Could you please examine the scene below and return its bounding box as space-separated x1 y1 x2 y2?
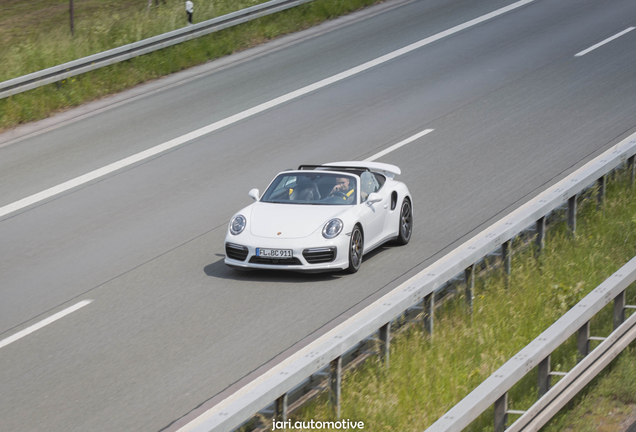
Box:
329 177 355 202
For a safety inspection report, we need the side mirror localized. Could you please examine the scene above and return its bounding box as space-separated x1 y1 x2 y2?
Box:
366 192 382 204
248 188 260 201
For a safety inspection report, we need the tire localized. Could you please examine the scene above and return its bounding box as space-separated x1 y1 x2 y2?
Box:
346 225 364 273
396 198 413 245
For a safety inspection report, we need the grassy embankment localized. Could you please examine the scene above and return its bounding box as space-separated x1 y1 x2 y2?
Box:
287 169 636 431
0 0 383 131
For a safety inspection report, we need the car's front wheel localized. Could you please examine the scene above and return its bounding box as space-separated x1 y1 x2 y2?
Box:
396 198 413 245
346 225 363 273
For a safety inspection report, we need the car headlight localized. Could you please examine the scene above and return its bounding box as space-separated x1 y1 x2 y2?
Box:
322 218 343 239
230 215 246 235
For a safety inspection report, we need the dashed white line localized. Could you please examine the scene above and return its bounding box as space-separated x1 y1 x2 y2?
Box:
365 129 434 161
0 300 93 350
0 0 534 221
575 27 635 57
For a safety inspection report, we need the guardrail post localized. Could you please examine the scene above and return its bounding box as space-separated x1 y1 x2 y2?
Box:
568 195 577 235
614 290 626 330
577 321 590 361
538 355 551 398
502 240 511 287
70 0 75 36
465 265 474 313
275 393 288 422
535 217 545 255
597 176 606 208
629 155 635 185
494 392 508 432
423 293 434 335
330 356 342 419
379 323 390 368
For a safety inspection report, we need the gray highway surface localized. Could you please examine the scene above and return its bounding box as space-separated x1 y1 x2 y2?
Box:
1 0 636 430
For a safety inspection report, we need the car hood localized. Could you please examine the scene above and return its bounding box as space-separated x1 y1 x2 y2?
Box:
249 202 348 239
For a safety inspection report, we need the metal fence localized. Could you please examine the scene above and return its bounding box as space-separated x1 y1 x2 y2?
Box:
426 255 636 432
174 132 636 432
0 0 316 100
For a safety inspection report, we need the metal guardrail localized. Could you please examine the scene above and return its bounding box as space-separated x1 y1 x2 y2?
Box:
426 255 636 432
508 294 636 431
176 131 636 432
0 0 315 100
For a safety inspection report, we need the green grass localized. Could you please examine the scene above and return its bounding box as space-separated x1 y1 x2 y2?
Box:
288 171 636 431
0 0 384 131
0 0 269 80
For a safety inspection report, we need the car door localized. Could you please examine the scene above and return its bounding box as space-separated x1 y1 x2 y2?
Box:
359 173 391 249
361 198 386 249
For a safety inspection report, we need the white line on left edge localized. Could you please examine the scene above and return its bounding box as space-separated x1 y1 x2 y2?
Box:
575 27 635 57
0 0 534 221
365 129 434 161
0 300 93 350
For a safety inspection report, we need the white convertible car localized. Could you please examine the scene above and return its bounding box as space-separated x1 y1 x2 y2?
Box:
224 161 413 273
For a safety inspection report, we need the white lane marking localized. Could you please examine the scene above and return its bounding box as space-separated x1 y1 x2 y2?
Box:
365 129 434 161
575 27 635 57
0 300 93 350
0 0 534 221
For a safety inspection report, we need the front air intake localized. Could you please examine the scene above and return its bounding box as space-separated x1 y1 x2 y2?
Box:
225 243 248 261
249 256 302 265
303 247 336 264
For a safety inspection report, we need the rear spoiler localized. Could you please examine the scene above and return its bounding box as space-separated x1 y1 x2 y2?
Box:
297 164 370 172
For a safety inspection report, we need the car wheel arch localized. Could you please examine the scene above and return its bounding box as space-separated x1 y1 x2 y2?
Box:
354 221 364 237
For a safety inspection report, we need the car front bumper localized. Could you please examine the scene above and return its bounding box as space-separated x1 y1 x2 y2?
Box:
223 233 350 272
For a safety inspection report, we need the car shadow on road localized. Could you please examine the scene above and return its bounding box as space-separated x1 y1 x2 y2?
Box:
204 255 340 282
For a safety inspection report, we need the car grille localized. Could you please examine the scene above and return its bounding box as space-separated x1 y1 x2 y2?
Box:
303 247 337 264
225 243 248 261
249 256 302 265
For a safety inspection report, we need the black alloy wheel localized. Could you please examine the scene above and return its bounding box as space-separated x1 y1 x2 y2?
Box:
396 198 413 245
346 225 363 273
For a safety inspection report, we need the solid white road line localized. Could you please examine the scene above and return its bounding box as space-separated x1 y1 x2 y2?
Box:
365 129 434 161
0 0 534 221
0 300 93 350
575 27 635 57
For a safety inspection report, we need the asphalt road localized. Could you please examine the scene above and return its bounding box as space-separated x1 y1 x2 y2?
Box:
1 0 636 430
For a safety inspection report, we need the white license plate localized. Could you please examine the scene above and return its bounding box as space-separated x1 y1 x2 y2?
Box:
256 248 293 258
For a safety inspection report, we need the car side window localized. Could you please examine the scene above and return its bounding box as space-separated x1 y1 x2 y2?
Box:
373 173 386 190
360 172 381 202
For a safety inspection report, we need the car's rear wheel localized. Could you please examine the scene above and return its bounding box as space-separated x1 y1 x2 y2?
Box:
396 198 413 245
346 225 363 273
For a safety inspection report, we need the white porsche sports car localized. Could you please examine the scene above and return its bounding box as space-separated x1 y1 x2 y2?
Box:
224 161 413 273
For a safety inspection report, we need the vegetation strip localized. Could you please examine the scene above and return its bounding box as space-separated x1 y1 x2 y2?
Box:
285 168 636 431
0 0 317 98
0 0 388 132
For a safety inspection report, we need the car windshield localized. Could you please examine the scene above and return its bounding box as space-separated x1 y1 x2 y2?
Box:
260 172 357 205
